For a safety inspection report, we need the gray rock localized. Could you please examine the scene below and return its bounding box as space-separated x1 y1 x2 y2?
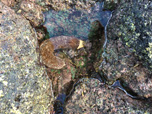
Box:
100 0 152 104
0 2 50 114
107 0 152 70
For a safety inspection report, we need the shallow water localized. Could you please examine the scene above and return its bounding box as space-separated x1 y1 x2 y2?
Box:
43 2 111 40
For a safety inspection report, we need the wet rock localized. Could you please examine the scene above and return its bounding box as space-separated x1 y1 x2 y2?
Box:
20 0 44 27
66 78 152 113
101 0 152 100
43 2 111 39
0 2 50 113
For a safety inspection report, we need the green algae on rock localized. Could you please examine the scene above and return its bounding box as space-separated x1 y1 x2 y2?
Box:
0 2 50 113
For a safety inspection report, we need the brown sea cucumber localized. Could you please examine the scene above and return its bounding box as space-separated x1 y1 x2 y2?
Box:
40 36 84 69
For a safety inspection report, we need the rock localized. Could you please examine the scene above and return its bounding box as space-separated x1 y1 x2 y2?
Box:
44 0 100 10
0 2 50 113
103 0 121 11
65 1 152 113
40 36 84 69
107 0 152 70
20 0 44 27
1 0 16 7
66 78 152 113
101 0 152 99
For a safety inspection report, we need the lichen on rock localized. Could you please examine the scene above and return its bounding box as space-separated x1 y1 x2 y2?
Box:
0 2 51 113
107 0 152 71
20 0 44 27
146 43 152 59
100 0 152 105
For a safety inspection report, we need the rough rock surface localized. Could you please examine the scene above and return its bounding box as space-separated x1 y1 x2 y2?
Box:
1 0 152 113
0 2 50 113
1 0 16 7
36 0 101 10
101 0 152 98
101 39 152 98
107 0 152 70
20 0 44 27
66 78 152 113
66 1 152 113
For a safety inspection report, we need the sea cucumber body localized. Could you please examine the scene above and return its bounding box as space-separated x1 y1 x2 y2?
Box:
40 39 65 69
49 36 80 50
40 36 81 69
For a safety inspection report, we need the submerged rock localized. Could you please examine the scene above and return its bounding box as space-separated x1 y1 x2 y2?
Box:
43 1 111 39
0 2 50 113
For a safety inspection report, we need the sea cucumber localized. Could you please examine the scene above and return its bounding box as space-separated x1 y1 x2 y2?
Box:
40 36 84 69
49 36 84 50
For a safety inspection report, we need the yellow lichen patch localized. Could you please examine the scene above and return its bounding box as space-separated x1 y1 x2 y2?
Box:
10 104 22 114
146 42 152 59
0 90 4 97
2 81 8 86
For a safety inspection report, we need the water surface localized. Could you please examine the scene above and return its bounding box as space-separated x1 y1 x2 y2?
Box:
43 2 111 40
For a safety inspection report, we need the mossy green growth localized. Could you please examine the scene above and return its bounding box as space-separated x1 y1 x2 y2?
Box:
71 67 76 79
